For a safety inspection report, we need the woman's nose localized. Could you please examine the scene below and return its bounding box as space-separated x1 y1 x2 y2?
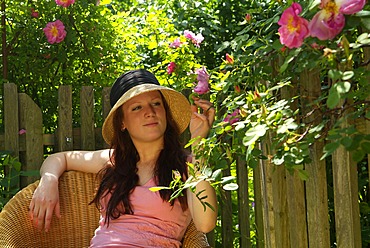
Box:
144 105 155 116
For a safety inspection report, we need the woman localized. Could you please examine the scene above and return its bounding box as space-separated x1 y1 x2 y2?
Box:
29 69 217 247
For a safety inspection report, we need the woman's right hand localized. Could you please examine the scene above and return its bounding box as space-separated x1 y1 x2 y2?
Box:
29 173 61 232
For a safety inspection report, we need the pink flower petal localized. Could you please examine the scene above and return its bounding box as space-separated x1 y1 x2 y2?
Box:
43 20 67 44
55 0 75 7
167 62 176 74
19 129 27 135
308 10 345 40
169 38 182 48
277 3 310 48
337 0 366 15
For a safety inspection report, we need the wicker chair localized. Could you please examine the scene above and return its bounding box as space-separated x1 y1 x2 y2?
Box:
0 171 210 248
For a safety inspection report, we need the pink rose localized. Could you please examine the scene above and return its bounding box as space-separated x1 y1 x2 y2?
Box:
18 129 27 135
167 62 176 74
193 67 210 95
43 20 67 44
309 0 366 40
169 38 182 48
224 109 240 125
55 0 75 7
184 30 204 47
278 3 310 48
31 8 39 18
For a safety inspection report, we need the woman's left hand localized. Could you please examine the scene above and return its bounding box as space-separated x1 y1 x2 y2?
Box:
189 97 215 140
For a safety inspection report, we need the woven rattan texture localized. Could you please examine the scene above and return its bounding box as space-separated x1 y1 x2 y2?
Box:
0 171 210 247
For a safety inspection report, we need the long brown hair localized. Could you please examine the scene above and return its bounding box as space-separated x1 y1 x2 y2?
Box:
91 93 189 225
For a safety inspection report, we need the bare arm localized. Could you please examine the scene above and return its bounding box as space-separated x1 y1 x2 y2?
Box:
29 149 111 232
187 97 217 233
186 172 218 233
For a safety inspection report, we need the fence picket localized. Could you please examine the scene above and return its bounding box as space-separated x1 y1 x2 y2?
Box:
364 46 370 209
236 156 250 247
80 86 95 150
282 82 308 248
18 93 43 187
300 68 330 248
259 135 276 248
221 166 234 248
253 159 264 248
4 83 19 157
57 85 73 152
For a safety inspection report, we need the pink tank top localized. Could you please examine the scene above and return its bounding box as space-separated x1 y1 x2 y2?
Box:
90 178 191 247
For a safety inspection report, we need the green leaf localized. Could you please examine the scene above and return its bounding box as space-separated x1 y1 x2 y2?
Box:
328 69 342 81
298 169 309 181
361 18 370 30
149 186 169 192
342 71 354 81
361 142 370 154
327 81 351 109
356 11 370 17
242 124 267 146
340 136 353 148
352 150 365 163
221 176 236 184
223 183 239 191
279 49 301 73
19 170 39 177
211 169 222 181
12 161 21 172
336 81 351 94
327 86 341 109
321 142 340 160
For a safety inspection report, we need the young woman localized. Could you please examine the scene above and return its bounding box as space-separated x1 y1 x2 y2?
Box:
29 69 217 247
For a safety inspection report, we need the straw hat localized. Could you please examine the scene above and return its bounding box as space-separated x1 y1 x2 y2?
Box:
102 69 191 145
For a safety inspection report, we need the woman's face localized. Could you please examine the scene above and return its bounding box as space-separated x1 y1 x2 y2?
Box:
121 91 167 146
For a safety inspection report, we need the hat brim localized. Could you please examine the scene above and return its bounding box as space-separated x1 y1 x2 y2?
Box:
102 84 191 145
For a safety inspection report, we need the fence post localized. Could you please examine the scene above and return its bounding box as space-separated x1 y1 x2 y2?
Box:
253 159 264 248
331 61 361 248
300 68 330 248
216 93 233 247
259 137 278 248
237 156 250 247
18 93 43 187
57 85 73 152
364 46 370 209
80 86 95 150
4 83 19 157
281 83 308 248
102 87 111 148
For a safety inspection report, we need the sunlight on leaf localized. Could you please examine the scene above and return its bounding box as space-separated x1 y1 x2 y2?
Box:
223 183 239 191
149 186 169 192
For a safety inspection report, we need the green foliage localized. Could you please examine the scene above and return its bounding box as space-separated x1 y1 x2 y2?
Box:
0 151 21 210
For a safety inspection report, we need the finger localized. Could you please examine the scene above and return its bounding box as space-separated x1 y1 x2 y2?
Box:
29 200 34 220
44 207 54 232
193 99 210 108
205 107 216 126
32 204 40 228
36 207 45 231
190 104 198 113
192 112 208 123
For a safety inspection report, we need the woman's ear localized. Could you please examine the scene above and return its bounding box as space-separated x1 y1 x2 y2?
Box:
121 123 125 132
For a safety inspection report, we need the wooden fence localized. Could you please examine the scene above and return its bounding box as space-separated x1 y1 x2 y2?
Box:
1 79 369 248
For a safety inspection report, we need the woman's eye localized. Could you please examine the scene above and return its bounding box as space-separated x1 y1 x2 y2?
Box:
152 102 161 106
132 106 141 111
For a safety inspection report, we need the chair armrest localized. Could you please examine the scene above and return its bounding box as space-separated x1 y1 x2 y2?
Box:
182 220 211 248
